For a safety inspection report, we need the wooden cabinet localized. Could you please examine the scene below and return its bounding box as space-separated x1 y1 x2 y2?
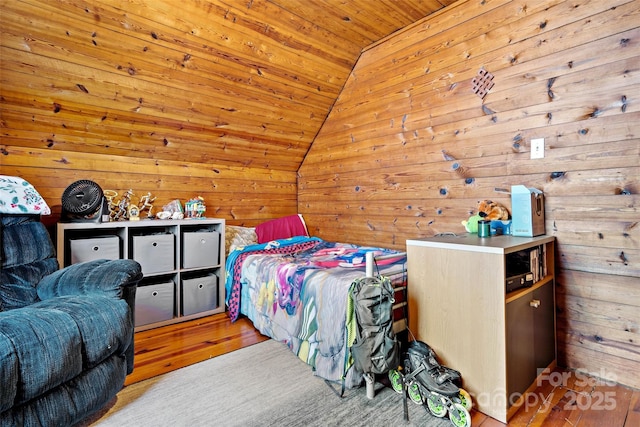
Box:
57 219 225 331
406 234 555 423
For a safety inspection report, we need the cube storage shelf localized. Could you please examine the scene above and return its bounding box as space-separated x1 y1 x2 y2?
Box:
57 218 225 331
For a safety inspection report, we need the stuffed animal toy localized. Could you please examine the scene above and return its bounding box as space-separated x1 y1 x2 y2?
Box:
461 214 482 233
477 200 510 221
461 200 510 233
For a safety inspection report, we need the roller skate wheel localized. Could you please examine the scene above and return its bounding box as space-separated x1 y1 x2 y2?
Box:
408 382 423 405
388 369 403 394
457 388 473 411
426 392 447 417
448 402 471 427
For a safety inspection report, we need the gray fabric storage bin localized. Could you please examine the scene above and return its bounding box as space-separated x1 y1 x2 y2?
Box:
182 231 220 268
135 282 174 326
181 275 218 316
132 234 175 274
70 236 120 264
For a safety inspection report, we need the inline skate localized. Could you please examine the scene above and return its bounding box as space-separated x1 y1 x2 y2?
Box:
389 340 472 427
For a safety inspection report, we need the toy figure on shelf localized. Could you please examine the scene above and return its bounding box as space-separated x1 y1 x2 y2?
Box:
103 190 118 221
112 189 134 221
138 192 156 218
462 200 511 235
185 196 206 218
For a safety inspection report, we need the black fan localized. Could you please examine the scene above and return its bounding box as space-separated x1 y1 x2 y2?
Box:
61 180 107 222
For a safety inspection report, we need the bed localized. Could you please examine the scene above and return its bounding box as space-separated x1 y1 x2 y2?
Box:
224 216 408 389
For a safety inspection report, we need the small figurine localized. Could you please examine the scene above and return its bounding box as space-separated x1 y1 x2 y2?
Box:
113 189 134 221
103 190 118 221
128 204 140 221
138 192 156 218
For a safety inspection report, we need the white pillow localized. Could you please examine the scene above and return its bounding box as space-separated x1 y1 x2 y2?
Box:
0 176 51 215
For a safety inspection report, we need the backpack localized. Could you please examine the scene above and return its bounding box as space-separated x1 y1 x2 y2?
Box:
349 276 400 375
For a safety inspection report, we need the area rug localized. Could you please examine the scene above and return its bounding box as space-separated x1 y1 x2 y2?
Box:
88 339 451 426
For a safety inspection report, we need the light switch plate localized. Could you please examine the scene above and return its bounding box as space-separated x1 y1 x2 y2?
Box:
531 138 545 159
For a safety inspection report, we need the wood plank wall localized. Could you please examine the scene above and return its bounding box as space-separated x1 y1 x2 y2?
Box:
1 0 439 229
1 0 330 227
298 0 640 389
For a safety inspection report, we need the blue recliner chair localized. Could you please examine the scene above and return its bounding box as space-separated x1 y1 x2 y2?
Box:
0 177 142 426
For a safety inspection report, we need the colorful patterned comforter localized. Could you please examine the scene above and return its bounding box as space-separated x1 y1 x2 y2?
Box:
224 237 406 388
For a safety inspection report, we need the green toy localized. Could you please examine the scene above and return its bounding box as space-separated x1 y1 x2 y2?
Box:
461 214 482 233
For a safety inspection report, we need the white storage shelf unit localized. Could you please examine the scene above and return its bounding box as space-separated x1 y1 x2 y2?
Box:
57 218 225 331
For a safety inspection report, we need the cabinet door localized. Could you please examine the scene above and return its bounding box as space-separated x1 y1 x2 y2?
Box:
506 280 556 403
506 291 535 402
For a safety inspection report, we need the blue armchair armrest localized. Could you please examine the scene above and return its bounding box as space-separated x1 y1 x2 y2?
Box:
36 259 142 301
36 259 143 374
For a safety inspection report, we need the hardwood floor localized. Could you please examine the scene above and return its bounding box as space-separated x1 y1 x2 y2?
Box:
127 313 639 426
125 312 268 386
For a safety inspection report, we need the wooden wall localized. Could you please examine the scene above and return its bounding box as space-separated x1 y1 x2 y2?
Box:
1 0 330 227
1 0 446 229
298 0 640 389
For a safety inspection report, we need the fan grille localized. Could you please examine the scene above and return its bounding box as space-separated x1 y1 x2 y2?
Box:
62 180 103 215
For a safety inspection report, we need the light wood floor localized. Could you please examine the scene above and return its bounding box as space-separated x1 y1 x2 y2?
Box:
127 313 639 426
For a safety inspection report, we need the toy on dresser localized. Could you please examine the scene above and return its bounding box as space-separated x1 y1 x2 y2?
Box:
462 200 511 235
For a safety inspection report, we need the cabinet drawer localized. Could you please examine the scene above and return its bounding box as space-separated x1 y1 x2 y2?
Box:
132 234 175 274
135 282 174 326
70 236 120 264
181 275 218 316
182 231 220 269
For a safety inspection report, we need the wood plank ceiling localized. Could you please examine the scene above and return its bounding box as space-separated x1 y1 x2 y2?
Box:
175 0 456 171
0 0 455 173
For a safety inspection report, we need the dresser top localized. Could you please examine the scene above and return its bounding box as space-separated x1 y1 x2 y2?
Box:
406 233 554 254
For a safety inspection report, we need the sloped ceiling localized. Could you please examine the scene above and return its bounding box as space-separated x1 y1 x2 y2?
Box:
234 0 457 171
0 0 454 173
132 0 456 171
